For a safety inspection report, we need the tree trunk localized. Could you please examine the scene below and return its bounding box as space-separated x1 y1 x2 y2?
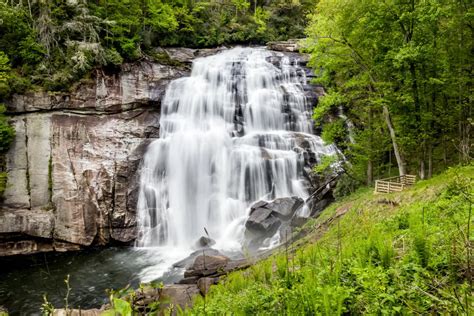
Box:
428 142 433 179
367 160 373 186
419 142 426 180
383 105 406 176
367 106 373 185
420 159 425 180
442 135 447 167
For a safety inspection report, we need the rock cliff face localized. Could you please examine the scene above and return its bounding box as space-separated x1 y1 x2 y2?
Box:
0 47 323 256
0 60 189 256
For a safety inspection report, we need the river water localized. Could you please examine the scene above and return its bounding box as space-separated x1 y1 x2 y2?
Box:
0 248 182 315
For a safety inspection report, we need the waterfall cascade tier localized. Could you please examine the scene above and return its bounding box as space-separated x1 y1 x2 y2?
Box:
136 47 336 251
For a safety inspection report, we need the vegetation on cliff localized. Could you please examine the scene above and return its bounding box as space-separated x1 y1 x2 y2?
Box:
0 49 14 195
187 165 473 315
0 0 316 96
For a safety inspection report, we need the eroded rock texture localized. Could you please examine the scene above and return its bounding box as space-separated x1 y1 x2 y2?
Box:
0 61 188 256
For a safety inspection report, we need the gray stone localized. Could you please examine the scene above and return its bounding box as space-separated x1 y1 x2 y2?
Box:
173 248 222 269
0 240 54 256
26 115 51 207
0 209 54 239
310 198 331 217
267 40 301 53
265 196 304 220
194 236 216 249
249 200 268 212
159 47 228 64
245 208 281 235
159 284 200 311
184 254 230 278
291 215 308 228
3 119 30 208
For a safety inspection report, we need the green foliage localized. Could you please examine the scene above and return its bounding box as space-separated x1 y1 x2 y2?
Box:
313 154 337 176
0 0 318 95
306 0 473 183
321 119 345 145
312 90 345 126
0 52 11 97
0 104 14 153
0 103 14 198
0 172 7 199
333 173 361 199
101 298 133 316
187 166 474 315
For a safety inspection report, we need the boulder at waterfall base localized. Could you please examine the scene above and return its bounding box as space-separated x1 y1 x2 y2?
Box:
265 196 304 220
245 208 282 235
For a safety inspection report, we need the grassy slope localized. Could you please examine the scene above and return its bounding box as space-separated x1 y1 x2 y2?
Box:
187 165 473 315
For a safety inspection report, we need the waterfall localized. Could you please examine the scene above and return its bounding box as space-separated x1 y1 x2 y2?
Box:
136 47 336 254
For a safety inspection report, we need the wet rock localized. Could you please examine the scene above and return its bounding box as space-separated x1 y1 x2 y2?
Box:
0 240 54 256
290 215 309 228
245 196 303 240
53 241 82 252
173 248 222 269
250 200 268 211
184 254 230 278
265 196 304 220
310 198 332 217
194 236 216 249
245 208 281 235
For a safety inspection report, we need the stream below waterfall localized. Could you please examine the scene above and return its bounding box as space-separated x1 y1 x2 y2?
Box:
0 247 212 315
1 47 336 314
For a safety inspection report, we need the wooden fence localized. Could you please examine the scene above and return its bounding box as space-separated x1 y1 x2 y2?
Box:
374 175 416 193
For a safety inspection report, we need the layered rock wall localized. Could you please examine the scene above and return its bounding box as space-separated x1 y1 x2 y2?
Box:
0 61 188 256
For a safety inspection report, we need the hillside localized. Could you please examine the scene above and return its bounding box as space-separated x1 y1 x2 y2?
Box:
187 165 473 315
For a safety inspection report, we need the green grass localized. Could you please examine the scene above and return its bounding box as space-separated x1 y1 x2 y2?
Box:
187 165 474 315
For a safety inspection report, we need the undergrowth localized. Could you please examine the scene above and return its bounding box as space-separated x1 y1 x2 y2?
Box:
187 165 473 315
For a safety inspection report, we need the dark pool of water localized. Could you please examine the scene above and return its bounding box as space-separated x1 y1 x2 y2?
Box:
0 247 183 315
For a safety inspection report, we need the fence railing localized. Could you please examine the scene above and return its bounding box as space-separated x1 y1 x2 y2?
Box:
374 175 416 193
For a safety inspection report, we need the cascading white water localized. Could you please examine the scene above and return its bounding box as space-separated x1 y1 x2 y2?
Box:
136 47 336 260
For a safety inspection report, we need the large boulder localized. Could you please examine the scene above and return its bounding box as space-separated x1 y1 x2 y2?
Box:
184 254 230 278
245 196 304 236
245 208 281 235
244 196 315 249
173 248 222 269
154 47 228 64
267 40 301 53
194 236 216 249
159 284 201 311
265 197 304 220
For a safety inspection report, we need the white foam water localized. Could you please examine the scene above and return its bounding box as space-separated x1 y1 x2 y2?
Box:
135 47 336 281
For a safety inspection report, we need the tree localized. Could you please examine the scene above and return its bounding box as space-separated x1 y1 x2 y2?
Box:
306 0 473 183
